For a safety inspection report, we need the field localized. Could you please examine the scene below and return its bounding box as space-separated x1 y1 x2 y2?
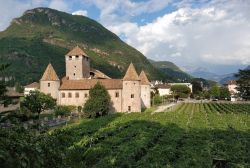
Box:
1 103 250 167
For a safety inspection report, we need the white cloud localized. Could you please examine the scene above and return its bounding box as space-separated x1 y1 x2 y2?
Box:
0 0 48 31
49 0 68 11
103 0 250 66
72 10 88 16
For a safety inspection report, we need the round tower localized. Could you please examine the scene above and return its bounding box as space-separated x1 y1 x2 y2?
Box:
122 63 141 112
40 63 60 100
139 70 151 109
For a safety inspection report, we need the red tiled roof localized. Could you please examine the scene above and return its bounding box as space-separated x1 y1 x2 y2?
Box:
60 79 122 90
139 70 150 85
40 63 59 81
65 46 88 57
123 63 139 81
226 80 237 85
25 82 39 89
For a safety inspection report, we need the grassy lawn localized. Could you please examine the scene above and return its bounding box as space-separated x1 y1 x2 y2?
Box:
1 103 250 167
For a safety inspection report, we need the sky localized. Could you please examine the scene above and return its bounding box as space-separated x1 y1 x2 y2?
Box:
0 0 250 74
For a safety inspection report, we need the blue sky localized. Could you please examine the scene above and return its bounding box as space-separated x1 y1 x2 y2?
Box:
0 0 250 74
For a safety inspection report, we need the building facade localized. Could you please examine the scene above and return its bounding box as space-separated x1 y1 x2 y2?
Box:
25 46 151 112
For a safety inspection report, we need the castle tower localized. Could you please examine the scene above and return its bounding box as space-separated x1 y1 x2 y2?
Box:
139 70 151 109
40 63 60 100
122 63 141 112
65 46 90 80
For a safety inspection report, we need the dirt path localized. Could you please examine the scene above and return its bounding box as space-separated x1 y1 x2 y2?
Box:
152 103 179 114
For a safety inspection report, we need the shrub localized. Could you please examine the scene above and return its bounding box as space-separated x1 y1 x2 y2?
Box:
54 106 71 117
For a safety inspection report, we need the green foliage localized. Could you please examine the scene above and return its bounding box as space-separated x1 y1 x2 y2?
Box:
83 82 111 118
0 64 10 105
171 85 191 98
152 94 163 105
149 59 192 82
20 90 56 116
54 105 71 117
209 85 220 99
191 80 203 95
235 69 250 100
14 82 24 93
219 87 230 100
2 103 250 167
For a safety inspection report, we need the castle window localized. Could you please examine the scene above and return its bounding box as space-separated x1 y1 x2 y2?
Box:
86 57 89 61
73 73 76 76
69 56 72 60
128 106 131 111
75 92 79 98
76 55 79 60
74 66 76 68
48 83 50 87
115 92 119 97
84 93 88 98
131 94 134 98
62 92 65 98
68 92 72 98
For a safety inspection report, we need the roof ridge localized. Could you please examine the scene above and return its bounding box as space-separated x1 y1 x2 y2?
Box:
40 63 59 81
123 63 139 81
139 70 150 85
65 46 88 57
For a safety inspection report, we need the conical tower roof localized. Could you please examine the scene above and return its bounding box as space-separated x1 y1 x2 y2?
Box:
123 63 139 81
139 70 150 85
65 46 88 57
40 63 59 81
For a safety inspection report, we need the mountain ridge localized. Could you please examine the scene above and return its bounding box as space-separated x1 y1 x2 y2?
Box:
0 7 172 84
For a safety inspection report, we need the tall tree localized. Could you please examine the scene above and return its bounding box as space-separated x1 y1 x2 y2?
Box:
209 85 220 99
83 82 111 118
191 80 203 95
235 69 250 100
0 64 10 105
219 87 230 100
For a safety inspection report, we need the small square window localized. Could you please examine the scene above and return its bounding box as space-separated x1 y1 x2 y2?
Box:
115 92 119 97
68 92 72 98
76 55 79 59
128 106 131 111
62 93 65 98
48 83 50 87
69 56 72 60
84 93 88 98
131 94 134 98
73 73 76 76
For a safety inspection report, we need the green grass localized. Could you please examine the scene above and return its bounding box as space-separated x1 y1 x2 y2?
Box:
1 103 249 167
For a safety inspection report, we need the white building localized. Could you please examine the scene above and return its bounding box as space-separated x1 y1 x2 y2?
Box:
155 84 171 96
24 82 39 95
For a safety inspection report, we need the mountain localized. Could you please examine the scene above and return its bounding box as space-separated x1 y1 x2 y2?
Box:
219 65 250 84
0 7 168 84
149 60 192 81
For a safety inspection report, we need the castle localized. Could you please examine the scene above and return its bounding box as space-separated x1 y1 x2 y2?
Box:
25 46 151 112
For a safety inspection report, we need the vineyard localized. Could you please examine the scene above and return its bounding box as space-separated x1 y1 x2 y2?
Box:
1 103 250 167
